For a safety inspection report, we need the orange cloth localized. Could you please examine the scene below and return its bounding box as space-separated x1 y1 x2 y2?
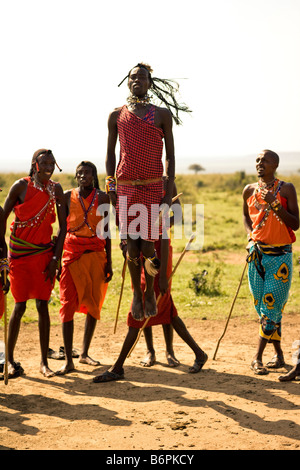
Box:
59 188 108 323
9 177 56 302
247 192 295 245
127 239 178 328
59 251 108 322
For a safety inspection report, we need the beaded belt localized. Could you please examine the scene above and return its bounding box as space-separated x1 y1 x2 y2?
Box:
117 178 162 186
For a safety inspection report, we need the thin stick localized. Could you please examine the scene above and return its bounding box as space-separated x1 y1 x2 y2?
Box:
113 258 127 334
213 261 247 361
127 233 195 358
3 268 8 385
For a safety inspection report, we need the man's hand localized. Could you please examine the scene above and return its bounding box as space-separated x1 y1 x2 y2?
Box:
1 272 10 295
43 259 58 282
158 272 168 296
260 188 276 204
105 261 113 283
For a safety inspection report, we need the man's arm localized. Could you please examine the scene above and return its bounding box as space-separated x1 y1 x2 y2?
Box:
161 109 175 207
3 179 28 222
275 183 299 231
0 207 9 294
242 185 254 238
105 110 119 207
158 237 169 296
44 184 67 282
98 191 113 282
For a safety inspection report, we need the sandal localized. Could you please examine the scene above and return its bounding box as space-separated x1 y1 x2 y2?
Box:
59 346 80 358
189 352 208 374
0 362 24 380
266 355 285 369
92 369 124 383
251 359 269 375
48 348 65 360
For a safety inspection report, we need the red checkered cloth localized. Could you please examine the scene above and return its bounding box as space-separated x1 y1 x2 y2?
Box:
116 105 164 241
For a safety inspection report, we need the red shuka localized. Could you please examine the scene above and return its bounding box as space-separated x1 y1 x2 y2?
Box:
8 177 56 303
116 106 164 241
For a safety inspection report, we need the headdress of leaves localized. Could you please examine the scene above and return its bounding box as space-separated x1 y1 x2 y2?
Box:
118 63 192 125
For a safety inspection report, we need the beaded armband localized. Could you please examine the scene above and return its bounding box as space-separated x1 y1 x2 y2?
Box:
0 258 9 273
105 176 116 193
270 199 282 212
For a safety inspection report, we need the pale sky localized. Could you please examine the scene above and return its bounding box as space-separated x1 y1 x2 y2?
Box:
1 0 300 174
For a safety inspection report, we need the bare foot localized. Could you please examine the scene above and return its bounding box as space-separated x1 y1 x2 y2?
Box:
40 364 56 378
144 292 157 318
132 293 144 321
166 352 180 367
79 355 100 366
279 365 300 382
140 351 156 367
55 362 75 376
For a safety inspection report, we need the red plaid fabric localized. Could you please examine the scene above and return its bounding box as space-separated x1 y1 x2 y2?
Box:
116 106 164 241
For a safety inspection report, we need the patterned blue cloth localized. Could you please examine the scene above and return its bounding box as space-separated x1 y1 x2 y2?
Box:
247 244 293 334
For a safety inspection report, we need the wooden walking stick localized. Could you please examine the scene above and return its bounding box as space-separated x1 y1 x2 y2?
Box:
3 267 8 385
213 260 248 361
113 257 127 334
127 232 196 358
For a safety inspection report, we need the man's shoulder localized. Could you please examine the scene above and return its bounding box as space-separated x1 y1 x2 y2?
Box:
155 105 171 117
279 180 297 197
243 182 256 199
110 106 123 116
108 106 123 124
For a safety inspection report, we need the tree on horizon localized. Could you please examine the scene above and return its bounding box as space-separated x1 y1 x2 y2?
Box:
188 163 205 174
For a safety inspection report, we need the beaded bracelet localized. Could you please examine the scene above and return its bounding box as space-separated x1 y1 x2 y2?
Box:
270 199 282 212
105 176 116 193
0 258 9 273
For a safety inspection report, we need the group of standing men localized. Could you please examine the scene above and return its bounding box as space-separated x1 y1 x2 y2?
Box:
0 63 299 383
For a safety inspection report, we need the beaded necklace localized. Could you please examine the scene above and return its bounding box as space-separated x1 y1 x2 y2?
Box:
127 93 152 107
69 188 98 236
252 178 283 233
254 178 279 211
14 179 56 229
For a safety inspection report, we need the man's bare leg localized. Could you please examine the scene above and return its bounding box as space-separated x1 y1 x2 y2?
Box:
93 327 139 382
163 324 180 367
141 327 156 366
7 302 26 377
127 237 144 320
56 320 75 375
171 316 207 373
36 299 55 378
79 314 100 366
141 239 157 318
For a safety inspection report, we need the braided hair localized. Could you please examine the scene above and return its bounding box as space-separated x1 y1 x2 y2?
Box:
75 161 100 189
118 63 192 125
29 149 62 176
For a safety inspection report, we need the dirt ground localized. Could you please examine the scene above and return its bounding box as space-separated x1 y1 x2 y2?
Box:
0 314 299 451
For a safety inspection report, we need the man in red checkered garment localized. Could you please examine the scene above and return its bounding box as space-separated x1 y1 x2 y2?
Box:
105 63 191 321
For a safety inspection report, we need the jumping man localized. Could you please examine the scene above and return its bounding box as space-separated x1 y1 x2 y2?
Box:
105 62 191 322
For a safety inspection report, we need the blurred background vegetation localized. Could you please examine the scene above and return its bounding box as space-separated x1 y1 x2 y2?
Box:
0 171 299 327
